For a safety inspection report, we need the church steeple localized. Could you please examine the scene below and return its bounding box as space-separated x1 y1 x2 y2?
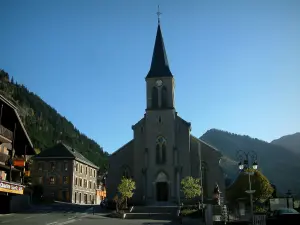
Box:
146 9 173 79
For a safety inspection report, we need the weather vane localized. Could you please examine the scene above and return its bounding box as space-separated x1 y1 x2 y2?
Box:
156 5 162 24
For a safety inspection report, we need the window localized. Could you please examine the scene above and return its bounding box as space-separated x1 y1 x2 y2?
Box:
75 163 78 171
89 181 92 189
123 167 130 179
38 162 43 171
79 179 82 187
161 86 168 107
84 194 87 204
50 162 55 170
158 116 162 124
80 165 83 173
64 162 68 171
49 176 55 185
151 86 158 108
156 136 167 164
93 170 96 177
63 176 68 184
84 179 87 188
85 167 87 175
75 177 78 185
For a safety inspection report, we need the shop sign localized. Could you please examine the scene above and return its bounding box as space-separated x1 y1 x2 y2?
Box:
0 180 24 194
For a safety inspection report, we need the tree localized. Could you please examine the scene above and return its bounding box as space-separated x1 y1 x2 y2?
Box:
117 177 136 208
181 176 202 200
227 168 274 203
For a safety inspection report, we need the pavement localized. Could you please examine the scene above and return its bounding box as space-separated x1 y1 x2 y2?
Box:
0 203 202 225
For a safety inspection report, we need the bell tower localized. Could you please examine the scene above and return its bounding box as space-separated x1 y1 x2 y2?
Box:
145 11 175 111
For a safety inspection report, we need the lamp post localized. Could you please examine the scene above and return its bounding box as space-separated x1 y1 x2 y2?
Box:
237 150 258 225
286 190 292 208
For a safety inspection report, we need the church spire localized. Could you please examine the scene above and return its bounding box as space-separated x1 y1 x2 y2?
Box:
146 6 173 78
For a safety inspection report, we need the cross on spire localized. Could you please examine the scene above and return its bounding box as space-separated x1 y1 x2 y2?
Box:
156 5 162 24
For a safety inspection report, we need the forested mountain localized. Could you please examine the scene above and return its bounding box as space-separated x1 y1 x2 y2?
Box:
271 132 300 154
0 69 109 168
200 129 300 197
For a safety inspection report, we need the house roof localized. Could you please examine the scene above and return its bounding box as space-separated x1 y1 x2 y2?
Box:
34 142 99 169
0 94 35 155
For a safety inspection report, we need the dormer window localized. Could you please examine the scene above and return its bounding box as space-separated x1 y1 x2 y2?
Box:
50 162 55 171
64 162 68 171
38 162 43 171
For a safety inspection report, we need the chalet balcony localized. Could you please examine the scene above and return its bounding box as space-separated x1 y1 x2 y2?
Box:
0 124 13 142
0 152 10 165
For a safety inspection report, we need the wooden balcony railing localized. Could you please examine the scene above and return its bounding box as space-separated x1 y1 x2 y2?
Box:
0 152 10 164
0 124 13 141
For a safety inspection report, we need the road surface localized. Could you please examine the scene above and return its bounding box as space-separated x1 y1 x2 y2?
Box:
0 204 189 225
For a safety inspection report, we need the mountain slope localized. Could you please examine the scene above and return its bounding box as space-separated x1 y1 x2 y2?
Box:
0 69 108 168
271 132 300 154
200 129 300 197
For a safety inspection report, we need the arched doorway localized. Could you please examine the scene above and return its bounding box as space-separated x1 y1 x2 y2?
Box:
155 172 169 202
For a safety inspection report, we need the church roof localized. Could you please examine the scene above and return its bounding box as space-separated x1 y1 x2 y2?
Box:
146 22 173 78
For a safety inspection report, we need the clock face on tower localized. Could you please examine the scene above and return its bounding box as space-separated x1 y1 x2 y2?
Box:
156 79 163 87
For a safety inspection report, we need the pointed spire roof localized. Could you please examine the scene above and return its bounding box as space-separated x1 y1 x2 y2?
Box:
146 22 173 78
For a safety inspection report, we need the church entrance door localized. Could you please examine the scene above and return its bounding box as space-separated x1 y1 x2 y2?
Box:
156 182 168 202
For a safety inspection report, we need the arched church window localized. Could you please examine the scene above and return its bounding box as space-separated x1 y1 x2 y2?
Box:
156 144 160 164
158 116 162 124
161 143 166 164
122 166 130 179
152 87 159 108
155 136 167 164
161 86 168 108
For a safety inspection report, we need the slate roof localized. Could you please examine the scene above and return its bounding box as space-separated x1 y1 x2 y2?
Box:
34 142 98 169
146 23 173 78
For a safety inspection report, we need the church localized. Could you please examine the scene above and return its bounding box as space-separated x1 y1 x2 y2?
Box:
106 17 225 205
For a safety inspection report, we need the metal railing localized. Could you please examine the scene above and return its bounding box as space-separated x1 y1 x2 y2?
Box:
0 124 13 140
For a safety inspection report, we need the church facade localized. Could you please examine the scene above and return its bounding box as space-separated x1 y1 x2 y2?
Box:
106 20 225 205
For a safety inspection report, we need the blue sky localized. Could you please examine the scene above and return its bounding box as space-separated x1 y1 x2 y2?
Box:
1 0 299 154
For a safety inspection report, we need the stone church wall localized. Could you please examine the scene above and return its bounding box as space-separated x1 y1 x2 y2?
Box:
200 141 226 200
106 140 134 200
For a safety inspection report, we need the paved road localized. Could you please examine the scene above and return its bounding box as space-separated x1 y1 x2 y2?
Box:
0 204 93 225
0 204 197 225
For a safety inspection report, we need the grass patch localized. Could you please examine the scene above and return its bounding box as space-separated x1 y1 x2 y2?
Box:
181 208 202 218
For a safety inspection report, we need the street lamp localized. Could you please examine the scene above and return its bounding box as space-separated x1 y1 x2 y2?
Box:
286 190 292 208
237 150 258 225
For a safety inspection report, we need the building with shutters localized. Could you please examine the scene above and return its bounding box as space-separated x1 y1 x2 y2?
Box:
31 143 98 204
0 94 36 213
